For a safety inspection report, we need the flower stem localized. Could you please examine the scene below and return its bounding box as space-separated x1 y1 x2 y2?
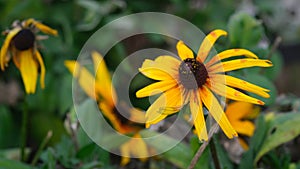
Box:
188 122 219 169
20 98 28 162
210 136 221 169
31 131 53 166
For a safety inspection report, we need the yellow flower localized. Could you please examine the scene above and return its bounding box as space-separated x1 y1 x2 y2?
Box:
65 52 148 166
226 101 260 150
136 29 272 141
0 19 57 94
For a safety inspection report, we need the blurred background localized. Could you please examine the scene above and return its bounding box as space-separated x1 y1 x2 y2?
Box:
0 0 300 169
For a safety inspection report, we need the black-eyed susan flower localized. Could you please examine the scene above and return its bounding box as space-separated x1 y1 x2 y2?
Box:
226 101 260 150
136 29 272 141
65 52 148 166
0 19 57 94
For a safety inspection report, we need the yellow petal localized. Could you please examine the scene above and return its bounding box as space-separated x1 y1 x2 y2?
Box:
92 51 117 106
176 41 194 60
25 18 58 35
1 28 21 70
225 102 257 137
129 108 146 124
238 138 249 150
197 29 227 62
226 101 254 120
200 86 237 139
19 50 38 94
231 121 255 137
190 91 208 141
139 55 180 80
64 60 97 100
136 79 177 98
209 59 272 73
120 142 130 166
145 87 184 127
209 82 265 105
206 49 259 67
139 67 175 81
35 50 46 89
211 74 270 98
129 134 148 160
98 102 122 131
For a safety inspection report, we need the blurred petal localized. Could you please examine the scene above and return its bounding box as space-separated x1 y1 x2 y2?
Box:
176 41 194 60
206 49 259 67
19 50 38 94
129 134 148 160
92 51 117 106
136 79 177 98
1 28 21 70
209 59 272 73
25 18 58 35
98 102 122 131
190 91 208 141
129 108 146 123
226 102 253 120
120 143 130 166
238 138 249 150
197 29 227 62
232 121 255 137
200 86 237 139
64 60 97 100
35 50 46 89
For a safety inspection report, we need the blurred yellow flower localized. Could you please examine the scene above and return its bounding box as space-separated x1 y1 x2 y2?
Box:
65 52 148 166
136 29 272 141
226 101 260 150
0 19 57 94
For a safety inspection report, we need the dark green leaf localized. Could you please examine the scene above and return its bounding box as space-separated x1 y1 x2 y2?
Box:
0 158 33 169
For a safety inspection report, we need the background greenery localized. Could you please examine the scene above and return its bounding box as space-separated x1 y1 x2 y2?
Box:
0 0 300 168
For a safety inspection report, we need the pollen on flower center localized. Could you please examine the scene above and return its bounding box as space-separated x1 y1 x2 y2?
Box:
179 58 208 89
12 29 35 51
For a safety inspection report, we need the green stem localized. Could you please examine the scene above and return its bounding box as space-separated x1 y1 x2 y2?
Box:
210 136 221 169
21 97 28 162
31 131 53 166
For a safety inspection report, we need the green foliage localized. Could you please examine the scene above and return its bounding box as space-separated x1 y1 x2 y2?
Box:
0 0 299 169
228 12 264 48
255 113 300 163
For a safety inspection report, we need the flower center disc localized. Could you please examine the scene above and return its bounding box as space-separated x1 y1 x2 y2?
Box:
179 58 208 89
12 29 35 51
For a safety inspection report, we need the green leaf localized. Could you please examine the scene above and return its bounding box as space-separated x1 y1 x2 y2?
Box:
140 130 191 169
239 115 269 169
212 135 234 169
264 52 283 80
0 106 18 148
228 12 264 48
0 158 33 169
255 112 300 163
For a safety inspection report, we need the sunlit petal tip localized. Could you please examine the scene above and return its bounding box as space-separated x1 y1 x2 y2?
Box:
257 100 265 105
145 123 151 128
209 29 228 37
197 29 228 62
176 40 194 60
